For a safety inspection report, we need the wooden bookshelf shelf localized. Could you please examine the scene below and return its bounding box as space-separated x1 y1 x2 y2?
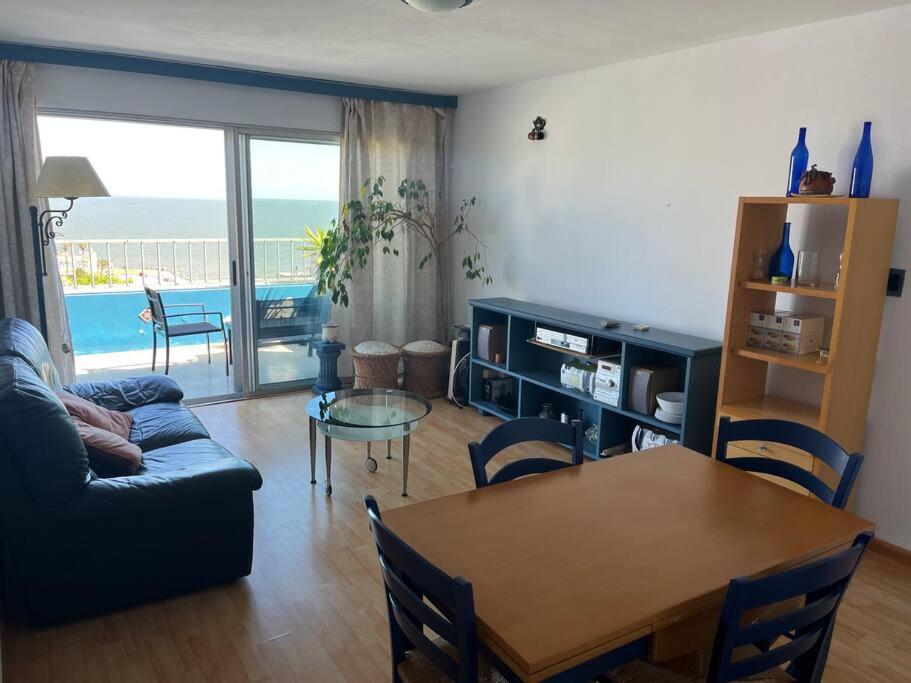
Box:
741 196 853 206
733 346 829 374
715 195 900 508
721 396 820 429
739 280 838 300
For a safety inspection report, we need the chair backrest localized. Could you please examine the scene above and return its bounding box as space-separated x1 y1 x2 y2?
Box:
468 417 584 488
144 287 166 326
715 417 863 510
364 496 479 683
706 532 872 683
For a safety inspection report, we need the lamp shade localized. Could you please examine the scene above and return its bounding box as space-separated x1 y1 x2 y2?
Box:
34 156 109 199
401 0 473 12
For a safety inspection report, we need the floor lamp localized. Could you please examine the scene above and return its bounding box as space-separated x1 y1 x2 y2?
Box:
30 156 109 341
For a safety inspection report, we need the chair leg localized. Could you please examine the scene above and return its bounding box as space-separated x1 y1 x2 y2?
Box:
151 331 157 372
223 329 229 376
165 336 171 375
207 333 212 364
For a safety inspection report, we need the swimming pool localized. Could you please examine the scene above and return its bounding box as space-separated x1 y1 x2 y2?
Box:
66 284 314 355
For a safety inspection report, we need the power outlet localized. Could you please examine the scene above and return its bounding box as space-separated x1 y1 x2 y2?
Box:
887 268 905 297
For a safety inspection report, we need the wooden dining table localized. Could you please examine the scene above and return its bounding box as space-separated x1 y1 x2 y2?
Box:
381 445 874 682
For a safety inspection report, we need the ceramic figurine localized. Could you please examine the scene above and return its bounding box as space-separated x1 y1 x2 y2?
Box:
798 164 836 195
528 116 546 141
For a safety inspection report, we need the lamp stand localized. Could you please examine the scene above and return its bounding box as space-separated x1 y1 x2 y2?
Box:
29 198 74 342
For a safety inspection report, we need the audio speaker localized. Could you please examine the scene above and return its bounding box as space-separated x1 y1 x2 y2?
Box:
628 365 680 415
476 323 507 363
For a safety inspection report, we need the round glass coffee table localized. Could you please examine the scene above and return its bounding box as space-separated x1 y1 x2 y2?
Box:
307 388 432 497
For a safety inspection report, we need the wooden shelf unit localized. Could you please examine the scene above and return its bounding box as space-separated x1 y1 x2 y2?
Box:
470 298 722 456
715 196 899 498
738 280 838 300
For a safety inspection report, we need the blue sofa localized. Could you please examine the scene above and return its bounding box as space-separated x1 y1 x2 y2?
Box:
0 318 263 625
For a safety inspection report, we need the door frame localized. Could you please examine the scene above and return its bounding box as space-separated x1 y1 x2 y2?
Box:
37 108 339 404
234 128 340 395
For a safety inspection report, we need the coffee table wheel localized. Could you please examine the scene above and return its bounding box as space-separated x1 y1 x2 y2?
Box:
325 483 333 495
366 456 378 473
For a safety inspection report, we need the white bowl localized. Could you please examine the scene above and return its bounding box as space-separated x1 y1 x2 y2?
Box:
655 407 683 424
656 392 685 415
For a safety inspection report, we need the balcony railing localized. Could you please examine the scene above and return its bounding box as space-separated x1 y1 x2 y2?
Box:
58 238 317 290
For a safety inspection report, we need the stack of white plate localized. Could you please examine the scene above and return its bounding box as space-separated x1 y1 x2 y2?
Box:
655 391 684 424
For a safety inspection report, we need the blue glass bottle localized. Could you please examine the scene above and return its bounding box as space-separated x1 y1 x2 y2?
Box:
768 222 795 284
786 127 809 196
849 121 873 198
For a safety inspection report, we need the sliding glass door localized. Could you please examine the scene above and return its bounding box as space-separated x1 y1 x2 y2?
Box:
38 115 241 401
35 114 339 399
245 136 340 389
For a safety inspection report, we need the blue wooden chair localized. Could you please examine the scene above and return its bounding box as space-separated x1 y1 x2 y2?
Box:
364 496 509 683
609 532 873 683
715 417 864 510
468 417 584 488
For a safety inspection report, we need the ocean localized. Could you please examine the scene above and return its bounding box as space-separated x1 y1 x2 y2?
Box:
53 195 339 239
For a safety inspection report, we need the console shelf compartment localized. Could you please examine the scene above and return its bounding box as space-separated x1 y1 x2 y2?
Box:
469 298 721 456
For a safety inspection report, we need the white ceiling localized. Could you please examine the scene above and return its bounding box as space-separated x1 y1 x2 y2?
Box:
1 0 908 95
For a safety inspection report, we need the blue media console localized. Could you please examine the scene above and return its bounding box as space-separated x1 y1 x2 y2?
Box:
469 298 722 456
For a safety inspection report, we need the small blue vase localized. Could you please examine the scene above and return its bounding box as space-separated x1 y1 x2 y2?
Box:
768 222 794 283
787 127 809 196
849 121 874 198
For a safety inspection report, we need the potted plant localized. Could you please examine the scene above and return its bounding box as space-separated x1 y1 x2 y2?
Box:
316 177 491 342
299 226 339 343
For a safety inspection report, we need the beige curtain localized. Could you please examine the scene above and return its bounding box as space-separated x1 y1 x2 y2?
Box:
0 61 75 382
336 98 449 361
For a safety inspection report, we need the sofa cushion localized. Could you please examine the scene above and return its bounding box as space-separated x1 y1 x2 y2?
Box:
128 402 210 452
355 340 400 355
71 417 143 476
64 375 184 411
0 356 91 509
0 318 62 390
137 439 263 491
57 390 132 440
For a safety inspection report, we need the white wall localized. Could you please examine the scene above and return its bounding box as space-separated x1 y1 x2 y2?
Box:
36 65 341 132
451 6 911 548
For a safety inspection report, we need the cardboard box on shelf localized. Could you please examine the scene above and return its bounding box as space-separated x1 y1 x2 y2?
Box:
747 327 766 348
749 310 792 329
780 314 825 355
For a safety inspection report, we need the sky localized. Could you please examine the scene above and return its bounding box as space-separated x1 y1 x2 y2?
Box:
37 116 340 201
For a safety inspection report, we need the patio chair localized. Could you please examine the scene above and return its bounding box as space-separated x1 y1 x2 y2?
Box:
255 288 330 354
144 287 229 376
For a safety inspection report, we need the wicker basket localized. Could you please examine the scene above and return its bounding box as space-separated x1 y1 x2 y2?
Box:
351 345 402 390
402 344 451 399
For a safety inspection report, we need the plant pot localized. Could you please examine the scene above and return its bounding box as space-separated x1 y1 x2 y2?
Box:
321 323 339 343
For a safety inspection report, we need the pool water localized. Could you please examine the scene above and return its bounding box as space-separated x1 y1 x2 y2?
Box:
66 284 314 355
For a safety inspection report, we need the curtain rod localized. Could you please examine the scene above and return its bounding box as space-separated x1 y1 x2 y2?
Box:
0 41 459 109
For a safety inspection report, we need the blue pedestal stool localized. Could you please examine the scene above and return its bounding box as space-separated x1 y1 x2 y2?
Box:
312 341 345 394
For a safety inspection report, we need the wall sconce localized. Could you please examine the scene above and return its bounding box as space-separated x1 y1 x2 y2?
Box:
30 156 109 340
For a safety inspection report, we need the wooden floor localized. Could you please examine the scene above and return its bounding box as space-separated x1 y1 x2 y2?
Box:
5 395 911 682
